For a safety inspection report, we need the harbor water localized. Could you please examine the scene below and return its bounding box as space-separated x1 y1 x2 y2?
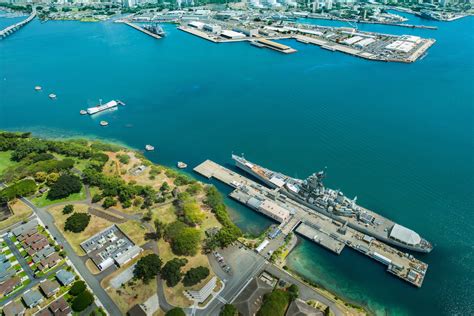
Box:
0 12 473 316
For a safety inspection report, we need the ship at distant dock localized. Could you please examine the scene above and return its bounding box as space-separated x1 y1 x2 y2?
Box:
143 23 165 37
86 99 125 115
232 154 433 253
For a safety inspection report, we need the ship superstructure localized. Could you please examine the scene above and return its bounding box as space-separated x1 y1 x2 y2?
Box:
232 154 433 253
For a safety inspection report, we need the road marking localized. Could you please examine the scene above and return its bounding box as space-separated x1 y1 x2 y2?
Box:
216 295 227 304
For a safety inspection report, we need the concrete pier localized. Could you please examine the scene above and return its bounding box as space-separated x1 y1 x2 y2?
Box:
194 160 428 287
120 21 162 39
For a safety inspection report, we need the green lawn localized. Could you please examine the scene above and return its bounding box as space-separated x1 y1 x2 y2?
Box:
31 185 87 207
0 151 16 176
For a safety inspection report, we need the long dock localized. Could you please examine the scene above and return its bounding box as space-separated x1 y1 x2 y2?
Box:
194 160 428 287
120 21 162 39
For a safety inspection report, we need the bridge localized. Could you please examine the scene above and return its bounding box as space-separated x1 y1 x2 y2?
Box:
0 8 36 39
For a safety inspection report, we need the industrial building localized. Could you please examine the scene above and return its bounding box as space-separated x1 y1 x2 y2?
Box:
80 225 142 271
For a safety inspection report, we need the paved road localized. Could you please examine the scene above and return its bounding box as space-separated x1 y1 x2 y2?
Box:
20 197 123 316
4 236 35 280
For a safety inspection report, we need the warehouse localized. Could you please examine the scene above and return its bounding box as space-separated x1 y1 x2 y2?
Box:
220 30 246 39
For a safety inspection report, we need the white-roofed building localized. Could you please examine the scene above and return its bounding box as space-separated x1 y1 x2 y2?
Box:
258 200 290 223
220 30 246 39
355 38 376 48
184 277 217 303
342 36 363 46
188 21 205 29
389 224 421 246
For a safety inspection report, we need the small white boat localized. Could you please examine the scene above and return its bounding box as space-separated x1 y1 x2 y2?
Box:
49 93 57 99
177 161 187 169
34 86 42 91
100 121 109 126
80 110 87 115
145 145 155 151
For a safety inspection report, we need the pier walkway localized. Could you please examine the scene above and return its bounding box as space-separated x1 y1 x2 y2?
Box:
194 160 428 287
0 8 36 39
118 20 162 39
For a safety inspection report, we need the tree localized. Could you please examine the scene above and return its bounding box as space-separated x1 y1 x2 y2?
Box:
63 204 74 215
183 201 205 226
69 281 86 296
287 284 299 301
133 254 162 284
160 258 187 287
34 171 47 182
65 213 91 233
220 304 238 316
182 266 209 287
154 219 164 239
186 182 202 195
47 174 82 200
160 181 170 192
256 290 290 316
117 154 130 164
165 308 185 316
46 172 60 185
102 196 116 209
91 193 102 203
166 223 200 256
0 179 37 202
71 290 94 312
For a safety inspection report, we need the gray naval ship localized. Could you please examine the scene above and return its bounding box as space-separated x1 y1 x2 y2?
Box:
232 154 433 253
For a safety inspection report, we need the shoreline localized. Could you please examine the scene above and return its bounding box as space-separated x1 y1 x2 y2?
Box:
2 129 372 315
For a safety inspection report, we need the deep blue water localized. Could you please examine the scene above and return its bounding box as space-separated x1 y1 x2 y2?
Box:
0 12 473 316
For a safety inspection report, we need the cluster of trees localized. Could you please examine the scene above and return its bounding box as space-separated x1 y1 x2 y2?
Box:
175 192 205 226
117 154 130 164
257 289 291 316
133 254 162 284
161 258 188 287
65 212 91 233
182 266 209 287
164 221 201 256
83 166 156 209
165 308 185 316
203 186 241 250
0 179 36 202
68 280 94 312
47 174 82 200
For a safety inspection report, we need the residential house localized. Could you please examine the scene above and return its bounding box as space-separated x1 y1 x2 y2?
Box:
0 277 21 296
22 289 44 308
2 300 26 316
39 279 60 298
55 269 75 286
49 297 72 316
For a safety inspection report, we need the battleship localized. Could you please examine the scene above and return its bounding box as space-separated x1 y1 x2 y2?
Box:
232 154 433 253
143 24 165 37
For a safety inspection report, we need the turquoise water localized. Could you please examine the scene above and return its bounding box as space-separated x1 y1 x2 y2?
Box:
0 13 473 316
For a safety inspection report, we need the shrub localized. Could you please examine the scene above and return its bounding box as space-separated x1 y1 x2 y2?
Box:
91 193 102 203
47 174 82 200
71 290 94 312
102 196 116 209
63 204 74 214
256 289 290 316
183 266 209 287
69 281 86 296
117 154 130 164
65 213 91 233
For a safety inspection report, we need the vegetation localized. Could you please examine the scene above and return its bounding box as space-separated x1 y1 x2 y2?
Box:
203 186 241 249
69 280 86 296
117 154 130 164
47 174 82 200
220 304 238 316
102 196 116 209
133 254 162 284
0 179 36 202
164 221 201 256
257 289 291 316
63 204 74 215
71 290 94 312
182 266 209 287
165 307 186 316
288 284 299 301
161 258 188 287
65 212 91 233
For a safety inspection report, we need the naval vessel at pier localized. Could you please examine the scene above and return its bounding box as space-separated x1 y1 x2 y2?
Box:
232 154 432 253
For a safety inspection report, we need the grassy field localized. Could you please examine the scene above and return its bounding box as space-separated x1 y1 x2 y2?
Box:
0 151 16 176
118 220 147 247
47 204 114 255
31 185 87 208
0 200 33 231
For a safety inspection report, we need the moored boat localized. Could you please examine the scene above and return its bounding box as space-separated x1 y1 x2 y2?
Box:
34 86 42 91
145 145 155 151
100 121 109 126
177 161 187 169
49 93 57 99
